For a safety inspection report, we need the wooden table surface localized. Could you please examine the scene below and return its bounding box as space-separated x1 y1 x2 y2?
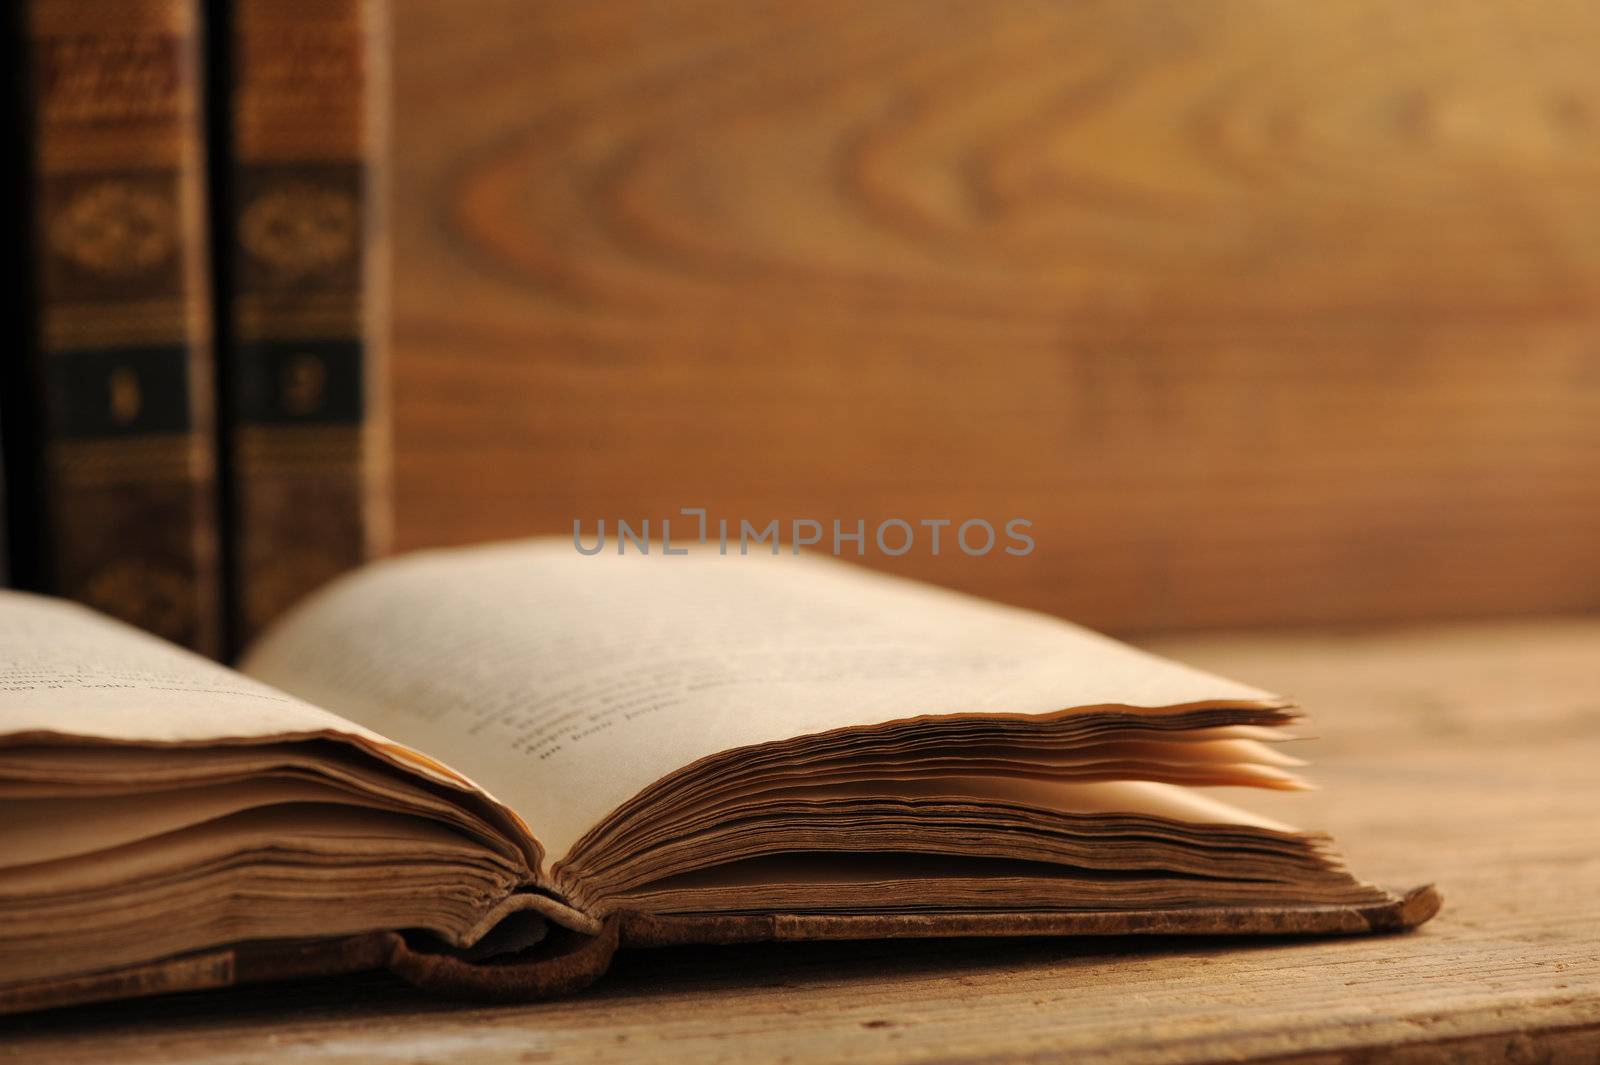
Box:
5 617 1598 1063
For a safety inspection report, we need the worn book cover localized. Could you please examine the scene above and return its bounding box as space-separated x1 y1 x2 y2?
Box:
216 0 391 648
20 0 222 656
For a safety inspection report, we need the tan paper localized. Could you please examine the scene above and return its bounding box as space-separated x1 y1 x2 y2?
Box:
243 541 1285 862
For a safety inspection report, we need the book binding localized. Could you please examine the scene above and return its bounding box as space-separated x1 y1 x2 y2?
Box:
22 0 223 655
222 0 391 646
0 886 1441 1015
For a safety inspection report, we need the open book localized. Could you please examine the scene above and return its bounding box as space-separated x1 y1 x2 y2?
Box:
0 540 1438 1012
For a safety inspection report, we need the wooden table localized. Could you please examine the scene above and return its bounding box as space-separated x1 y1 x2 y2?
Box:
5 617 1598 1063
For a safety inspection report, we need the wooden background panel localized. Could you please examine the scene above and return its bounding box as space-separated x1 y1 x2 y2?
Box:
389 0 1600 633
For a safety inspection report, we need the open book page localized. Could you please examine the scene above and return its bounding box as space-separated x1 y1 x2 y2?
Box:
0 590 524 837
0 591 560 985
0 592 371 744
242 539 1285 867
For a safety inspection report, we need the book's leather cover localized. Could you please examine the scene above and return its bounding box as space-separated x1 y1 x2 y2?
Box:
221 0 392 647
21 0 223 656
0 885 1440 1015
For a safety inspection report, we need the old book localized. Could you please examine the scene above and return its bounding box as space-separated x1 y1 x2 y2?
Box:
215 0 391 648
19 0 223 655
0 540 1439 1013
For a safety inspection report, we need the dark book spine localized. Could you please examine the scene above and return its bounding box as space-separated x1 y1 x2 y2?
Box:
22 0 223 654
219 0 391 647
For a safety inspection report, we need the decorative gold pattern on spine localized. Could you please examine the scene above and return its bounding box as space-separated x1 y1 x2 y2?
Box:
225 0 391 642
25 0 222 655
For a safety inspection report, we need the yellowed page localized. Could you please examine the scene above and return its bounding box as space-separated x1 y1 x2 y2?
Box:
0 591 514 817
243 539 1284 864
0 592 380 741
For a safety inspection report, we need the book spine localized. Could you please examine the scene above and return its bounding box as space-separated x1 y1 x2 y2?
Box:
221 0 391 647
22 0 223 655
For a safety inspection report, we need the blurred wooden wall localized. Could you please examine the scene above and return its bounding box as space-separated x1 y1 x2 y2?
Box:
388 0 1600 633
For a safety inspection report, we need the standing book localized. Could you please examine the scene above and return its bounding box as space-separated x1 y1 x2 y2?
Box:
18 0 223 655
0 541 1437 1013
215 0 391 647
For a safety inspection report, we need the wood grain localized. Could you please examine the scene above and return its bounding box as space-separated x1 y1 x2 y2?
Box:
384 0 1600 633
6 616 1599 1063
